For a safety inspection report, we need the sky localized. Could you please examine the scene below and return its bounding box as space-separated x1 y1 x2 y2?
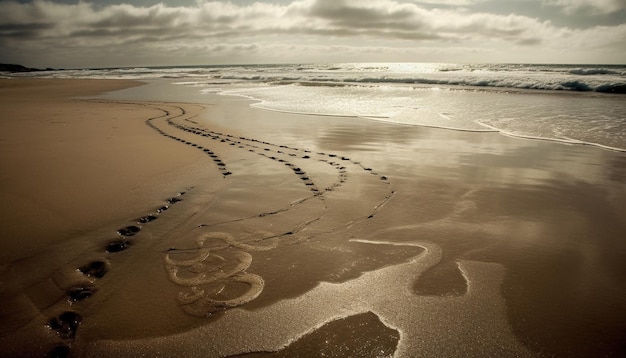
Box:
1 0 625 68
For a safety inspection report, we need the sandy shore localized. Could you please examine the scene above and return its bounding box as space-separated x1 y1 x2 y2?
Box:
0 78 625 357
0 79 217 262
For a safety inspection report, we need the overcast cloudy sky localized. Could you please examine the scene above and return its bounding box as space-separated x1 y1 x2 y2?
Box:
1 0 625 68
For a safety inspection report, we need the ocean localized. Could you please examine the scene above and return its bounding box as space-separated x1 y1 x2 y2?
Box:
5 63 626 151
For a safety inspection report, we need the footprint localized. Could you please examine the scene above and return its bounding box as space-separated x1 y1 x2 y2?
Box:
66 285 96 303
78 261 108 278
47 312 82 340
106 240 131 253
117 226 140 237
138 215 157 224
157 205 169 213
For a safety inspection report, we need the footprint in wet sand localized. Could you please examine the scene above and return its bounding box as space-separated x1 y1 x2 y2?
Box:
117 225 140 237
106 239 131 253
138 214 157 224
157 205 169 213
66 284 97 303
47 311 82 340
78 260 108 278
166 197 183 205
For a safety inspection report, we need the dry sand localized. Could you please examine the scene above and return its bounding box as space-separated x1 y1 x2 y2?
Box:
0 78 625 357
0 79 215 262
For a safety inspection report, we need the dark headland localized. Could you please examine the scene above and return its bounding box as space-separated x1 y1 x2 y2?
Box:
0 63 57 72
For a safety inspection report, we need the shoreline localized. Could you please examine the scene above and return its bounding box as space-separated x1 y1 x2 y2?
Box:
1 78 625 357
231 90 626 153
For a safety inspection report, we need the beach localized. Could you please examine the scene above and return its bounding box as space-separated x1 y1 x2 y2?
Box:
1 78 625 357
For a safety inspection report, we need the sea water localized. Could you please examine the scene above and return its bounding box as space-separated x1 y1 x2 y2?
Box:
7 63 626 151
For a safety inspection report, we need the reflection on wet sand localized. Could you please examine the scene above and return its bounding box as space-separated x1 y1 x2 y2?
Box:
89 240 532 357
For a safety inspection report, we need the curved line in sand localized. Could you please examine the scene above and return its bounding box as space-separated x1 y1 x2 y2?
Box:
164 232 268 316
179 273 265 317
165 250 253 287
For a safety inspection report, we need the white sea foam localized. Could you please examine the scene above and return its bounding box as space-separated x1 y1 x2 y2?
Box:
5 63 625 151
217 81 626 151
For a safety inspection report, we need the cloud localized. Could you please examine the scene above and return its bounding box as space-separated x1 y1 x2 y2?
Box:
2 0 549 45
406 0 488 5
0 0 624 67
544 0 626 14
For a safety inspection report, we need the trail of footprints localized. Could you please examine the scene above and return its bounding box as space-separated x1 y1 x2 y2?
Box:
149 104 393 202
45 103 395 355
144 104 398 318
45 190 188 358
145 108 233 177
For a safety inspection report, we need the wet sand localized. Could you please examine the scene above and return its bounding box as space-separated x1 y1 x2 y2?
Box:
0 79 625 357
